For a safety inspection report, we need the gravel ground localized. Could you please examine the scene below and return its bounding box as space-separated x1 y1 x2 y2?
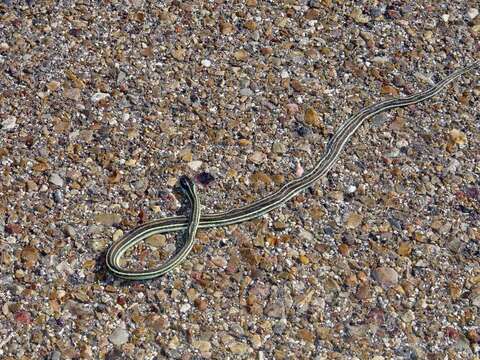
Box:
0 1 479 359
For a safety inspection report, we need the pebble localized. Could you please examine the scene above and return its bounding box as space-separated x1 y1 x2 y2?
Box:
1 116 16 131
240 88 254 97
192 340 211 353
146 234 166 247
49 173 64 187
372 267 399 288
188 160 203 171
108 326 129 346
468 8 479 19
201 59 211 67
95 213 122 226
91 92 110 102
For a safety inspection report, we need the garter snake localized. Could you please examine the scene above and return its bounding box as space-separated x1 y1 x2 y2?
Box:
106 60 479 280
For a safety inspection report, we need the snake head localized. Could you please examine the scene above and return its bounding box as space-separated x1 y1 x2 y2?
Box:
179 175 194 192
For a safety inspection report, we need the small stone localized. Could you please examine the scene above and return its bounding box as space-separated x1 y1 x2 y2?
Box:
240 88 254 96
467 8 479 19
297 329 315 343
350 7 370 23
248 151 266 164
53 189 63 203
91 92 110 102
286 103 299 114
192 340 211 353
299 255 309 265
372 267 399 288
449 129 467 146
228 341 250 354
272 142 287 154
112 229 123 241
64 87 81 101
64 225 77 238
195 172 215 186
194 298 208 311
344 212 363 229
172 48 186 61
49 173 64 186
304 107 322 128
26 180 39 192
14 310 32 325
1 116 16 131
95 213 122 226
201 59 211 67
470 24 480 34
146 234 166 247
180 303 191 313
188 160 203 171
234 49 249 61
108 326 129 346
211 256 227 268
295 162 304 177
220 22 235 35
398 242 412 256
21 246 39 267
244 20 257 31
47 80 60 91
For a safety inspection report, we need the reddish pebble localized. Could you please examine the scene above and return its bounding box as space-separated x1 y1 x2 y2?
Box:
14 310 32 325
5 223 22 235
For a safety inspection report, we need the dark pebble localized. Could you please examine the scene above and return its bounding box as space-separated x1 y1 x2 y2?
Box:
195 172 215 186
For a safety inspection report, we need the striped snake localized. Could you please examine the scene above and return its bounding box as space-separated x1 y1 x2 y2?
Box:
106 60 479 280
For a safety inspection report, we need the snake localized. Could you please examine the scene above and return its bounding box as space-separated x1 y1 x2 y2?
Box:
106 60 479 280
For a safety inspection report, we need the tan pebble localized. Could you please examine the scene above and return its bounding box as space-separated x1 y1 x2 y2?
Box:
21 246 39 267
304 107 322 128
64 87 81 101
356 284 370 300
299 255 309 265
219 22 235 35
146 234 166 247
250 172 272 185
95 213 122 226
329 191 344 202
47 80 60 91
472 24 480 33
211 256 227 268
260 47 273 56
244 20 257 31
192 340 211 353
234 49 249 61
381 84 399 96
297 328 315 343
194 298 208 311
228 341 250 354
350 7 370 23
248 151 266 164
449 129 467 145
246 0 257 6
188 160 203 171
344 212 363 229
171 48 186 61
372 267 399 288
338 243 350 256
271 142 286 154
112 229 123 241
180 148 193 161
397 242 412 256
291 79 303 92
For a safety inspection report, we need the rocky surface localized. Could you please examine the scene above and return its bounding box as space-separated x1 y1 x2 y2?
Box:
0 1 479 359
